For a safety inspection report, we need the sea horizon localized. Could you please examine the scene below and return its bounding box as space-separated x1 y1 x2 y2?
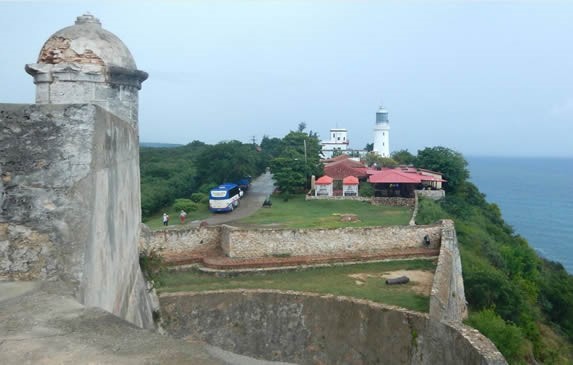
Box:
468 155 573 273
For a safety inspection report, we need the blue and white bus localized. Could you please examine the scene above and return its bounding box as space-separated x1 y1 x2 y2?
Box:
209 183 241 212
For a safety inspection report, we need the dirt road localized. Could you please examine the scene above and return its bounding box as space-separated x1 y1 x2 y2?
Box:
192 172 275 226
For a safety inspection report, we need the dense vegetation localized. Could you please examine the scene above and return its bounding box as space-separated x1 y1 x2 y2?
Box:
414 147 573 364
140 125 323 219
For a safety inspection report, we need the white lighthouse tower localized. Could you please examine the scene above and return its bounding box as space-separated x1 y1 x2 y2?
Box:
373 106 390 157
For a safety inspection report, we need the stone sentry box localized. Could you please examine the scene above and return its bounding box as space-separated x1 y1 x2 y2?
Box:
0 14 154 329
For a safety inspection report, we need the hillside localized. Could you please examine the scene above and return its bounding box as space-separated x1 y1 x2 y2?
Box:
416 183 573 364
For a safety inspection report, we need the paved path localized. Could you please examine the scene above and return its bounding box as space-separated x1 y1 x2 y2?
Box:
193 172 275 226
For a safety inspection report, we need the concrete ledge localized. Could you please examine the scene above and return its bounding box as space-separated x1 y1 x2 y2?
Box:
0 282 224 365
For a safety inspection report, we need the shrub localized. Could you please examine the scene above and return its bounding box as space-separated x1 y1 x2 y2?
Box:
358 182 374 197
190 192 207 203
139 246 166 289
173 198 198 212
415 197 448 224
467 309 527 363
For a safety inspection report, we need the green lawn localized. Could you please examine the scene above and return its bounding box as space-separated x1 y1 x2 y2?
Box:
235 194 411 228
160 259 436 312
143 204 212 230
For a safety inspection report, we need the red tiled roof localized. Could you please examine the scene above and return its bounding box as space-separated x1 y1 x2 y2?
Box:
315 175 334 184
342 176 359 185
324 158 367 180
368 169 423 184
325 164 367 180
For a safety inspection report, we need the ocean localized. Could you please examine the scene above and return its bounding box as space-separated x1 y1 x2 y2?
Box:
468 156 573 273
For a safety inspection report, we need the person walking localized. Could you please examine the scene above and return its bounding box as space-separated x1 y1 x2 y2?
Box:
179 210 187 224
162 213 169 226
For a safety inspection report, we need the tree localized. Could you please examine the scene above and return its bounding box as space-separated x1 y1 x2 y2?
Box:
415 146 469 192
365 143 374 152
363 152 398 168
391 149 416 165
297 121 307 132
270 129 323 195
195 140 264 187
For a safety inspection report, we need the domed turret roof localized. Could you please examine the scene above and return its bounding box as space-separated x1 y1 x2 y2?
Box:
37 13 137 69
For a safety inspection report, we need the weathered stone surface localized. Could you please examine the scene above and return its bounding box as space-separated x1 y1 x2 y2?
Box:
140 223 221 254
222 224 442 258
25 14 147 127
429 220 468 322
161 290 507 365
415 189 445 200
0 282 225 365
0 103 153 328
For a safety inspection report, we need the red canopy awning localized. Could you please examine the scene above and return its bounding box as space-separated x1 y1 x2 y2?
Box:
315 175 334 185
342 176 359 185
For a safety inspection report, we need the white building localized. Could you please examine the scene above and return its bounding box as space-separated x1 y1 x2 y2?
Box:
373 106 390 157
320 128 349 158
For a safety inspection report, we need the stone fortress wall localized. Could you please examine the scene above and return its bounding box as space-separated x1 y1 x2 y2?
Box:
161 290 507 365
141 219 466 323
140 220 467 322
221 224 441 258
140 223 441 258
0 104 155 328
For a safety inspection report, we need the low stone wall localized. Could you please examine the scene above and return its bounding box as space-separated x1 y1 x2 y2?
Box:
371 197 415 207
429 220 468 322
139 224 221 254
416 189 445 200
160 290 507 365
305 195 371 202
221 224 441 258
304 195 415 208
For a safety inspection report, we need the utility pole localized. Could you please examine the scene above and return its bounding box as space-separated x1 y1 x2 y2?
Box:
251 136 256 145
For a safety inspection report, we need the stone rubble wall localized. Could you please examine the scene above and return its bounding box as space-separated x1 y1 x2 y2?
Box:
0 103 154 329
429 219 468 322
160 290 507 365
221 224 441 258
371 197 415 207
139 224 221 254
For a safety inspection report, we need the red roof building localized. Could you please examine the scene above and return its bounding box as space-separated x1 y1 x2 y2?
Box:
323 155 368 181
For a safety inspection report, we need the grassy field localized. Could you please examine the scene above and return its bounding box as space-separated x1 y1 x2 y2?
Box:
160 259 436 312
235 194 411 228
143 204 212 230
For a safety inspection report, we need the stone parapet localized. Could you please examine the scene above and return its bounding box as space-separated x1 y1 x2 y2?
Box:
429 219 468 322
160 290 507 365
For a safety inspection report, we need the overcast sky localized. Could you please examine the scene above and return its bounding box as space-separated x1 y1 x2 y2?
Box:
1 0 572 157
